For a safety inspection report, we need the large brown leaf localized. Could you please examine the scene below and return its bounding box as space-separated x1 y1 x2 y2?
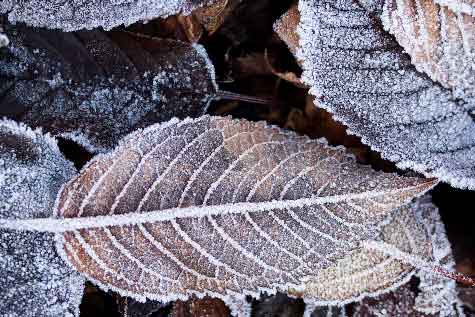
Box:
5 115 434 305
0 22 216 152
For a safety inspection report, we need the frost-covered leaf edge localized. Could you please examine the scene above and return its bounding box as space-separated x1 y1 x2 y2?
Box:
295 0 475 190
35 115 437 309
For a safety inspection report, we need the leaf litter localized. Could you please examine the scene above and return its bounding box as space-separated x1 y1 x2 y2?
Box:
0 0 474 315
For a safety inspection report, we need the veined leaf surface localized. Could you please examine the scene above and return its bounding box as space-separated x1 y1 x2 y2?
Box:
0 0 215 31
297 0 475 189
41 116 435 303
381 0 475 100
0 22 216 152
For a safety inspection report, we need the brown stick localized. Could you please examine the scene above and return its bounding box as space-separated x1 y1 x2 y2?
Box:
216 90 273 105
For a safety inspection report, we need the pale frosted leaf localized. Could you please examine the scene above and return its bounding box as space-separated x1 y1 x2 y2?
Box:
413 197 465 316
294 200 433 306
0 0 215 31
297 0 475 189
0 22 217 152
351 197 463 316
381 0 475 100
0 116 436 305
0 119 85 316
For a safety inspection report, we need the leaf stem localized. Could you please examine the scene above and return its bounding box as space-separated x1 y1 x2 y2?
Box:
363 240 475 287
216 90 273 105
433 266 475 287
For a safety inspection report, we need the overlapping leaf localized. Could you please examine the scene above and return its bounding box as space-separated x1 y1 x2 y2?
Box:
380 0 475 100
0 0 215 31
0 119 84 316
297 0 475 189
0 22 216 152
4 115 433 306
434 0 475 15
351 197 463 316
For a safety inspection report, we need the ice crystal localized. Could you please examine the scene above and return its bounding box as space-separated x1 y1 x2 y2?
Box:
0 119 84 316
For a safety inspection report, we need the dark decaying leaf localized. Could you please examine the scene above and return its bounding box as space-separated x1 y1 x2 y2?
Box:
119 297 166 317
0 22 217 152
0 0 216 31
353 283 433 316
251 292 305 317
4 115 436 307
297 0 475 189
0 119 84 316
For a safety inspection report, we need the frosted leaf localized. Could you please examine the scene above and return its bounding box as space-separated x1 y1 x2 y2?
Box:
0 22 217 152
295 200 434 305
297 0 475 189
434 0 475 15
381 0 475 100
0 116 436 305
0 0 215 31
412 197 465 316
0 119 84 316
351 197 463 316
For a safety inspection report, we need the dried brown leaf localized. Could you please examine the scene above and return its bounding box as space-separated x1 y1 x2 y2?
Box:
274 5 301 56
382 0 475 100
20 115 436 305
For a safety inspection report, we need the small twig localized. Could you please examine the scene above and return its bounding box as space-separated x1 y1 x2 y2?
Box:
433 266 475 287
215 90 274 105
